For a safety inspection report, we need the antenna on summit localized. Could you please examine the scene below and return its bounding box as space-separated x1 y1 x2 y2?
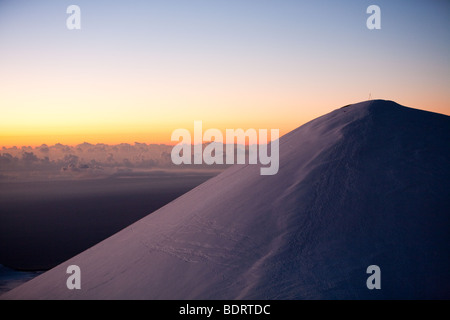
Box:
369 93 372 100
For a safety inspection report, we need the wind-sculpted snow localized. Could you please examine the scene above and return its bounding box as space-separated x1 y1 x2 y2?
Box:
3 100 449 299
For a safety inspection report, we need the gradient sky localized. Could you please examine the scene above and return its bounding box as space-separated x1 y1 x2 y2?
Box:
0 0 449 147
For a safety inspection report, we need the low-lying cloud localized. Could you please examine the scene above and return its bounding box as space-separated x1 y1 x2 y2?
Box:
0 142 229 181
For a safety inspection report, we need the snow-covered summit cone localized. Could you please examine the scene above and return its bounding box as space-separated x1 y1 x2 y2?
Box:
3 100 449 299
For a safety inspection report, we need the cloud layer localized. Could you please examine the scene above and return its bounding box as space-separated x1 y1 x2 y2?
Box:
0 142 228 181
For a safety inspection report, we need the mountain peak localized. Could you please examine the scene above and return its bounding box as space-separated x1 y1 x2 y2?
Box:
3 100 449 300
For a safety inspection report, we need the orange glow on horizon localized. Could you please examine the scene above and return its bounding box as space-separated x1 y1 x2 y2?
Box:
1 99 448 148
0 124 294 148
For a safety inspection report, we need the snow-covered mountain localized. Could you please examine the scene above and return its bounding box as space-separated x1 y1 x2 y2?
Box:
3 100 449 299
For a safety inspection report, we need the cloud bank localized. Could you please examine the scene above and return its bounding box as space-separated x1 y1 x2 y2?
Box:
0 142 230 181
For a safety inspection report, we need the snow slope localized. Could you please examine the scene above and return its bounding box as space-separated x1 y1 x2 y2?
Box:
3 100 449 299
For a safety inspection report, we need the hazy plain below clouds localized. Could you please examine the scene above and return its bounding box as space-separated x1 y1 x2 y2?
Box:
0 142 229 271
